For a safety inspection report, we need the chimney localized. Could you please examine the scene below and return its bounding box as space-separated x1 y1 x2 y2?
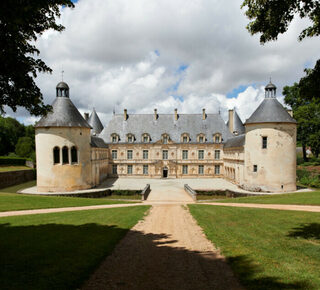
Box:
228 109 234 134
124 109 128 120
174 108 178 121
202 108 206 120
154 108 158 120
84 113 89 121
287 109 293 117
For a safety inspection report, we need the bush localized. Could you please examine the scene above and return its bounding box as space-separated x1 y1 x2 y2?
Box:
0 156 27 165
297 169 320 188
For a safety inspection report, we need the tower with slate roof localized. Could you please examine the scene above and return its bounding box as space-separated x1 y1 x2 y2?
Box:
243 80 297 192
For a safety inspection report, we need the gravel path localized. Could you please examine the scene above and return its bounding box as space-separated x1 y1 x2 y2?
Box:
82 205 242 290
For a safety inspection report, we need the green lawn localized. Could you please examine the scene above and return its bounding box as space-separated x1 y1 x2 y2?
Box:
0 181 140 212
213 190 320 206
189 204 320 290
0 166 33 172
0 206 149 290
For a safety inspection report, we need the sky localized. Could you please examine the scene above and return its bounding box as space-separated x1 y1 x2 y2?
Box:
6 0 320 125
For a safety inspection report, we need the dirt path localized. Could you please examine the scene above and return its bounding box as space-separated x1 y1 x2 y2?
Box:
82 205 242 290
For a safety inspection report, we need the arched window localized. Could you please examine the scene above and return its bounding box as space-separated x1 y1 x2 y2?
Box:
181 133 190 143
111 133 119 143
62 146 69 164
71 146 78 163
53 147 60 164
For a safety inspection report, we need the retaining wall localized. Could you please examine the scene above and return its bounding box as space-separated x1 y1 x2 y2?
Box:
0 170 36 189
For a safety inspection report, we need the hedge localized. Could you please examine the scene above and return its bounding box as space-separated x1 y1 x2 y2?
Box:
0 156 28 165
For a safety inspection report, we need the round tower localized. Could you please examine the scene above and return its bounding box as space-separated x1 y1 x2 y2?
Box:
243 80 297 192
35 81 92 192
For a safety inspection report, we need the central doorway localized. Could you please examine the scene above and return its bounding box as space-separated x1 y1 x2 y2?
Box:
162 167 168 178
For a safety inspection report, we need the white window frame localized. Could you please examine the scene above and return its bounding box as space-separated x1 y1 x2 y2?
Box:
182 165 188 174
143 165 148 175
198 165 204 175
111 150 117 159
182 150 188 160
162 150 168 160
214 165 220 175
127 165 133 174
127 150 133 160
143 150 148 160
198 150 204 160
214 150 220 160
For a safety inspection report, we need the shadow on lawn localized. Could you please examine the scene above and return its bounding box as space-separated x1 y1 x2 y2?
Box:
0 222 311 290
287 223 320 240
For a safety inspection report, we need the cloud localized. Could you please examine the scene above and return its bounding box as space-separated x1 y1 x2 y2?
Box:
8 0 320 126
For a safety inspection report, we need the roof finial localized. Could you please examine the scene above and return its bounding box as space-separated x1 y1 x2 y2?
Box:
61 70 64 82
269 76 271 83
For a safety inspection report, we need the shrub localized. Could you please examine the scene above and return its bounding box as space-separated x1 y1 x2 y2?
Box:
0 156 27 165
15 137 34 158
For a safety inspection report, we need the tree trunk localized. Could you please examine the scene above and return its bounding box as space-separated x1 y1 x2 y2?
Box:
302 144 308 162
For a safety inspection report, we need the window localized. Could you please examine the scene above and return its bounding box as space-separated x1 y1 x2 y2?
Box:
143 136 149 143
182 150 188 160
183 136 188 143
111 134 119 143
253 165 258 172
112 164 117 174
198 150 204 160
182 165 188 174
112 150 117 159
143 165 148 175
127 165 133 174
143 150 148 159
71 146 78 163
62 146 69 164
214 134 221 143
162 150 168 160
163 136 168 144
214 165 220 175
198 165 204 175
214 150 220 160
127 135 134 143
127 150 133 160
262 136 268 149
53 147 60 164
199 136 204 143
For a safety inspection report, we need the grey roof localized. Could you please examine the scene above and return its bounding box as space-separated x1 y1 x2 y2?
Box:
100 113 234 144
91 136 108 148
226 110 245 135
88 108 104 135
224 134 245 148
245 98 296 124
265 81 276 90
56 81 69 89
36 97 91 128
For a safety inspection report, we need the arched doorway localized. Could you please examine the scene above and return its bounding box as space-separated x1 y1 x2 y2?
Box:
163 167 168 178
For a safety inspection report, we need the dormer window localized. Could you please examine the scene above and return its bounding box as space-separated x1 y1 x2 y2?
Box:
162 133 169 144
142 133 150 143
197 133 206 143
127 134 135 143
213 133 221 143
181 133 190 143
111 133 119 143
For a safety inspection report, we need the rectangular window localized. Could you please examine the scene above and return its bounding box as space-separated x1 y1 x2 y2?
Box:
198 150 204 160
253 165 258 172
183 136 188 143
127 150 133 160
112 164 117 174
127 165 133 174
162 150 168 160
143 150 148 160
198 165 204 175
143 165 148 175
215 165 220 175
143 136 148 143
112 136 117 143
215 136 220 143
182 150 188 160
214 150 220 160
128 136 133 143
163 136 168 144
199 136 204 143
112 150 117 159
262 136 268 149
182 165 188 174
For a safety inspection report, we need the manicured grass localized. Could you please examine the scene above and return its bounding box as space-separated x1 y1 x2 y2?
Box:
214 190 320 206
189 205 320 290
0 206 149 290
0 181 140 212
0 166 32 172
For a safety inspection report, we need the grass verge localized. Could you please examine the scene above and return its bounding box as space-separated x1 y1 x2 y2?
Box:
213 190 320 206
0 166 32 172
189 204 320 290
0 206 149 290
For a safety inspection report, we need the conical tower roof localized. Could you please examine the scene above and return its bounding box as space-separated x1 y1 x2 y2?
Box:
88 108 104 135
226 109 245 134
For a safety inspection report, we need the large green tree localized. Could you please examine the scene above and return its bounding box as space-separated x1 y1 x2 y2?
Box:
0 0 74 116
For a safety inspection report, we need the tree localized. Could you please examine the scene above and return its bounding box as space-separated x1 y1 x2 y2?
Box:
15 137 34 158
0 0 74 116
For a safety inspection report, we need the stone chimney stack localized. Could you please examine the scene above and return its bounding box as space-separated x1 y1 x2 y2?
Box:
124 109 128 121
202 108 206 120
228 109 234 134
174 108 178 121
154 108 158 120
287 109 293 117
84 113 89 121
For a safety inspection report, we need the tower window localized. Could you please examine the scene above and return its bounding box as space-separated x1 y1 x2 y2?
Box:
253 165 258 172
71 146 78 163
53 147 60 164
62 146 69 164
262 137 268 149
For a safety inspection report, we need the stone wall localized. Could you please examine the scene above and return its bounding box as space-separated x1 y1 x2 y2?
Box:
0 170 36 189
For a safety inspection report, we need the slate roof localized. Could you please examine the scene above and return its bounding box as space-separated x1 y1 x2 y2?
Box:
88 108 104 135
226 110 245 135
36 97 91 128
245 97 296 124
100 113 234 144
56 81 69 89
90 136 108 148
224 134 245 148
